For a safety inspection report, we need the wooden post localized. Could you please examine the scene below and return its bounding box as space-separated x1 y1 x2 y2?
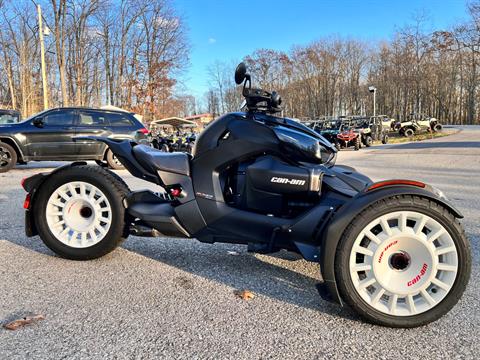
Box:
37 4 49 110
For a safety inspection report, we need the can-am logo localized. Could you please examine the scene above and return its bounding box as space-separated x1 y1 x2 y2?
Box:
407 263 428 286
270 177 306 186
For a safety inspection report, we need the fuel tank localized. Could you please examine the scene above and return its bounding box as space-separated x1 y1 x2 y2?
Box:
193 112 336 166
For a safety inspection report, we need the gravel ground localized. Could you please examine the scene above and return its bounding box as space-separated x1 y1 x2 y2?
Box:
0 128 479 359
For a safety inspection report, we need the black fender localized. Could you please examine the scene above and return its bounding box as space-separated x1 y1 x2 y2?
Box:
0 136 25 161
318 184 463 305
23 162 88 237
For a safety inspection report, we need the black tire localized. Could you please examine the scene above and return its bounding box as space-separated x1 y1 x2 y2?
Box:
95 160 107 167
354 137 361 151
106 149 124 170
34 165 131 260
0 142 17 173
365 136 373 147
334 195 471 327
433 123 443 132
382 134 389 144
404 128 415 137
334 142 341 151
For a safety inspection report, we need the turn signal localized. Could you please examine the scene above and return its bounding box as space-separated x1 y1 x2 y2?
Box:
23 193 32 210
138 128 150 135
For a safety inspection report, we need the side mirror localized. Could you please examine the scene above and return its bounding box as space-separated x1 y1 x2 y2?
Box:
234 62 247 85
33 117 44 128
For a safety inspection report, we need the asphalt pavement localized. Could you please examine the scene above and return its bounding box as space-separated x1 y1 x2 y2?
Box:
0 128 479 359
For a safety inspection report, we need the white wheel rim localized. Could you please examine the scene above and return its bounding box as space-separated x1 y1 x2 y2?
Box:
46 181 112 248
349 211 458 316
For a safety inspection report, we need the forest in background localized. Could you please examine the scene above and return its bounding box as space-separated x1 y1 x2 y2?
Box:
0 0 190 120
0 0 479 124
206 2 480 124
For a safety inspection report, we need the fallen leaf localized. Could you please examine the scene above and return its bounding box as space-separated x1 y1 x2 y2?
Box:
3 315 45 330
234 289 255 300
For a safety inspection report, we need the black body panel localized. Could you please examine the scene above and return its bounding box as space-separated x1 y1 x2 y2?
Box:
128 202 189 237
192 113 281 203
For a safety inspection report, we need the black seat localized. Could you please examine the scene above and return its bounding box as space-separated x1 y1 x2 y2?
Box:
132 145 190 176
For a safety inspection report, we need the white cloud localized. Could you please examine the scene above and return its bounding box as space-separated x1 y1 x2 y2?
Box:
208 38 217 44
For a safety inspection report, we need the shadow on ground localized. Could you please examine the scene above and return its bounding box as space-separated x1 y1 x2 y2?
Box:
2 187 354 322
387 141 480 150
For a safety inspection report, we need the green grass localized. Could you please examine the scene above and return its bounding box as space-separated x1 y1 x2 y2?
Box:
379 129 459 145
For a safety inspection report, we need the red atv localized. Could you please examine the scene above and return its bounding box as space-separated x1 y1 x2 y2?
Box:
337 128 361 151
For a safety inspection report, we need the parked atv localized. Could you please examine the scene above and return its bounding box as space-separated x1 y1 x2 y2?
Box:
395 114 443 137
315 119 350 151
356 117 389 147
22 62 470 328
337 127 362 150
151 133 196 154
371 115 396 132
151 135 173 152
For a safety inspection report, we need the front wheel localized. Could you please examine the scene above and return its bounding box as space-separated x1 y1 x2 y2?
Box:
365 136 373 147
34 165 131 260
335 195 471 327
404 128 415 137
354 137 361 151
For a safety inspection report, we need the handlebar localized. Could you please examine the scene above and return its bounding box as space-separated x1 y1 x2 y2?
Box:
242 86 282 114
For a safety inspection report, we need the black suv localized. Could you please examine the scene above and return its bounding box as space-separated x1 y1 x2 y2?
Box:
0 107 149 173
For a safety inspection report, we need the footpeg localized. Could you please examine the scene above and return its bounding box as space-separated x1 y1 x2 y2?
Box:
129 224 162 238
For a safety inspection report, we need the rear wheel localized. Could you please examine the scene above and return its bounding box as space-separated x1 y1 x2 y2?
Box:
0 142 17 173
335 195 471 327
433 123 443 132
34 165 130 260
106 149 124 170
382 134 389 144
404 128 415 137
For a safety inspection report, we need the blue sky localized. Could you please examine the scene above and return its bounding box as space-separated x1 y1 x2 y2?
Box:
176 0 469 98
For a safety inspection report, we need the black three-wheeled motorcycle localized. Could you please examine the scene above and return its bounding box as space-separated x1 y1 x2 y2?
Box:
22 63 470 327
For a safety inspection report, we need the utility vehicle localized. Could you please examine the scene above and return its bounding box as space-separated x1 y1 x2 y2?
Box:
336 127 362 150
355 117 389 147
315 119 351 151
22 63 470 328
395 113 443 137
